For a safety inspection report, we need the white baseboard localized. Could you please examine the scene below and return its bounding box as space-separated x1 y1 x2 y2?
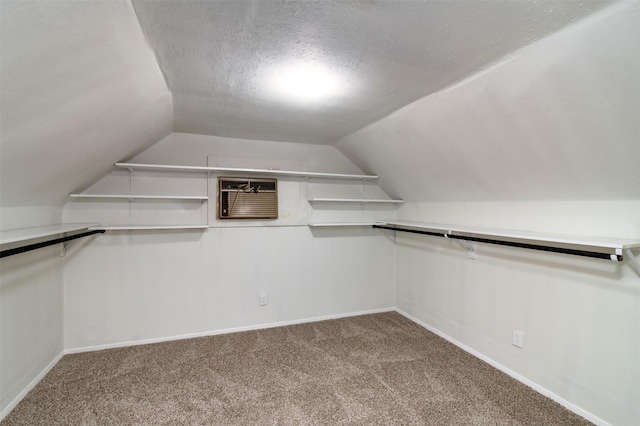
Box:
394 308 610 426
65 307 395 354
0 350 65 423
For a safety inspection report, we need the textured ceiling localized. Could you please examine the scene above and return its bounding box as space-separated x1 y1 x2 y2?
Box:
132 0 614 144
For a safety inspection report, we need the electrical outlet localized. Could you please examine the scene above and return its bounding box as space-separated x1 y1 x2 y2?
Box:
512 329 524 348
258 291 268 306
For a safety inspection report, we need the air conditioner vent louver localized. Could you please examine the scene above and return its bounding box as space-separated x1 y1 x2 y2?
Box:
218 178 278 219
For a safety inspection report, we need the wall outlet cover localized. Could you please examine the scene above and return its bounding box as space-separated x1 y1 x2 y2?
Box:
259 291 268 306
512 329 524 348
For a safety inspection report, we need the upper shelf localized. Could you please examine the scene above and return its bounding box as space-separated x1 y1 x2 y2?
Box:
70 194 208 200
115 162 378 180
309 198 404 204
0 223 99 245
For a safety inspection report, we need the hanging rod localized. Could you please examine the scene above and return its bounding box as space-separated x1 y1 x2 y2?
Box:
373 224 627 261
0 230 105 259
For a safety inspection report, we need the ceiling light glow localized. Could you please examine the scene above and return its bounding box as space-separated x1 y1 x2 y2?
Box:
260 61 346 105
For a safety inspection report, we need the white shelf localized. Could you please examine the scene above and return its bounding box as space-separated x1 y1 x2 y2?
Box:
308 222 381 227
70 194 208 200
115 162 378 181
378 220 640 254
89 225 209 231
0 223 99 245
309 198 404 204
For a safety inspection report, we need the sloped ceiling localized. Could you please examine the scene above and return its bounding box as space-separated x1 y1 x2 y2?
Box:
131 0 613 144
0 0 625 211
336 1 640 202
0 1 172 208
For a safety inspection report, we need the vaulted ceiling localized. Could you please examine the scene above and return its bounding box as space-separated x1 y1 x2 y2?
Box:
131 0 614 143
1 0 634 210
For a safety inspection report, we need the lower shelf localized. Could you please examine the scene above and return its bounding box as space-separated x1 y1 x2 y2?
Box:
308 222 382 227
0 223 99 245
89 225 209 231
376 221 640 264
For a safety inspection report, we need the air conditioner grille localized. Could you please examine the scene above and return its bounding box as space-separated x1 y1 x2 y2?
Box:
218 178 278 219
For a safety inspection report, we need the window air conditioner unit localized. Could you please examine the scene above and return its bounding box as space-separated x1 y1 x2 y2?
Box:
218 177 278 219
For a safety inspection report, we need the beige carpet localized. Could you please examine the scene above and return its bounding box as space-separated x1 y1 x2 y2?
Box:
3 312 590 425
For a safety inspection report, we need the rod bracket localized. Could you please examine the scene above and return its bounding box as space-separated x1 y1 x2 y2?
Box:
623 248 640 277
458 239 477 260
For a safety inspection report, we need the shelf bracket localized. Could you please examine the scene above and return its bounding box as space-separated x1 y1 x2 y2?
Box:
458 239 477 260
623 248 640 277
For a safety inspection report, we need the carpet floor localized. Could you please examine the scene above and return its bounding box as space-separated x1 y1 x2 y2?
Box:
2 312 591 425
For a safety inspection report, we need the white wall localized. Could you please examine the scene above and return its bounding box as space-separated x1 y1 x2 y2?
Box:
0 245 65 418
62 134 396 350
394 202 639 426
335 1 640 203
0 207 66 417
3 2 637 423
334 3 640 425
0 0 172 208
0 0 171 410
400 201 640 240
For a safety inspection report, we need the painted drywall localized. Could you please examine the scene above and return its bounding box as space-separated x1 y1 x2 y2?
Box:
62 134 396 350
0 207 62 232
1 150 66 419
131 0 612 143
393 228 638 425
0 181 65 418
0 204 65 418
333 2 640 424
0 0 172 208
400 201 640 241
0 245 64 417
127 133 368 173
1 1 635 422
335 1 640 203
0 1 170 415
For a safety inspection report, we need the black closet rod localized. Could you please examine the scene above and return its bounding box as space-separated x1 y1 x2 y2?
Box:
0 230 105 259
372 225 623 262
